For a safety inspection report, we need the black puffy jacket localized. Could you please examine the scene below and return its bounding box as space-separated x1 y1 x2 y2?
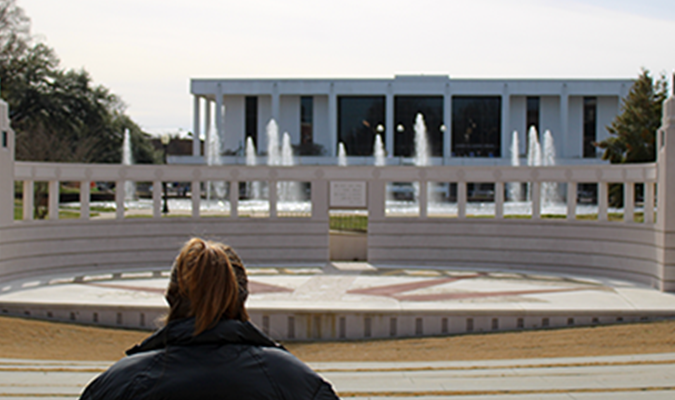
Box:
80 318 339 400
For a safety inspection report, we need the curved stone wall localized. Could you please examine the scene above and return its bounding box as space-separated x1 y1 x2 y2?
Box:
0 218 329 282
0 215 663 290
369 219 663 288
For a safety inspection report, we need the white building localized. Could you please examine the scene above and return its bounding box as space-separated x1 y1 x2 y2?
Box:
189 75 631 165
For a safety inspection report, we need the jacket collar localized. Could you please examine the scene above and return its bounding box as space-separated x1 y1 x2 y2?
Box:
126 318 282 356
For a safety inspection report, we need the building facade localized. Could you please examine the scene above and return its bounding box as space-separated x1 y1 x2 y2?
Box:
189 75 631 165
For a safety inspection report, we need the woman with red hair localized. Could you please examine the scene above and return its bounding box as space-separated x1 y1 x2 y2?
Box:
81 238 338 400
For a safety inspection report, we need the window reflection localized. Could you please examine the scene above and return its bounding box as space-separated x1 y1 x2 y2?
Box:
394 96 443 157
338 96 385 156
452 96 501 157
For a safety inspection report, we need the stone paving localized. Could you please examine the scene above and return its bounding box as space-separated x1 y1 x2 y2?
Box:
2 263 675 315
2 353 675 399
2 264 675 397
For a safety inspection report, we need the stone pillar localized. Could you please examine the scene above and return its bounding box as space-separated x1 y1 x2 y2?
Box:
328 84 337 156
191 180 200 219
272 83 280 122
215 84 224 159
22 181 33 221
457 182 466 219
560 87 569 147
567 182 577 220
153 180 162 218
501 87 510 159
48 180 59 220
311 180 329 222
657 95 675 291
494 182 504 218
204 99 211 163
367 180 385 221
0 100 14 226
80 181 90 220
193 96 201 157
229 181 238 218
115 180 125 220
444 84 452 159
385 85 394 158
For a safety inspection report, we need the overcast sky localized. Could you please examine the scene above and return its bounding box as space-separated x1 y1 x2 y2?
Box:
18 0 675 135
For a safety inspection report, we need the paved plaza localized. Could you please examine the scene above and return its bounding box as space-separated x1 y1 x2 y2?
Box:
2 353 675 399
2 263 675 398
2 263 675 317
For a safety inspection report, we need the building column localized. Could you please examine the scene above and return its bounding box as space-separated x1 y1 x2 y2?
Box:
560 86 569 156
501 86 510 159
215 84 224 160
444 84 452 160
328 83 337 156
272 82 280 122
204 98 212 163
385 85 394 158
193 95 201 157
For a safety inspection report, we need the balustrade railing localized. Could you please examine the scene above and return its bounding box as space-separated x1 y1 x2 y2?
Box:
12 162 657 224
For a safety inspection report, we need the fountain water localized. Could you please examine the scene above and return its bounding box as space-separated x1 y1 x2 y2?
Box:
527 126 542 168
207 125 226 199
245 137 260 199
413 114 429 168
122 129 135 201
281 132 294 167
508 130 521 202
542 130 560 205
522 126 560 207
413 114 434 204
266 120 280 166
526 126 541 202
338 143 348 166
373 135 385 167
278 132 301 203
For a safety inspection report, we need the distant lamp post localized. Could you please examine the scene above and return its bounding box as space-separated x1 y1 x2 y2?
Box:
161 133 170 214
440 124 447 132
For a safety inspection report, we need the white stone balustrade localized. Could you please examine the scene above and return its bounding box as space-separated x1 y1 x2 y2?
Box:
1 96 675 292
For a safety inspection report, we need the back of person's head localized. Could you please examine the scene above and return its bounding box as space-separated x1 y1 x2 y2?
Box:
165 238 249 335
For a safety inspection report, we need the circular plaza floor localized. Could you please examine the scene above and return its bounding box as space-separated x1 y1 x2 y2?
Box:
1 262 675 340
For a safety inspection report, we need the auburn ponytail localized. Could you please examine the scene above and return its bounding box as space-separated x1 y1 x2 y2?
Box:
166 238 249 335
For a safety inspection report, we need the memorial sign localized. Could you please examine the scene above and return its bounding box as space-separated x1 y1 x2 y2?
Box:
330 181 367 209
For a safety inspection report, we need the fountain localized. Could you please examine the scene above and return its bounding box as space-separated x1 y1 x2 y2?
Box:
542 130 560 205
245 137 260 199
515 126 561 209
207 125 226 200
122 129 135 201
413 113 429 168
338 143 347 166
278 132 301 203
373 135 385 167
266 120 280 166
527 126 542 168
508 131 521 202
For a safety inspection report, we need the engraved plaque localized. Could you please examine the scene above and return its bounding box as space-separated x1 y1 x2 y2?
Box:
330 181 367 209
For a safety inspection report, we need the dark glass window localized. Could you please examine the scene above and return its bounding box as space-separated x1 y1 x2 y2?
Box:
1 131 6 148
526 97 540 134
452 96 501 157
583 97 597 158
394 96 443 157
245 96 258 148
300 96 313 145
338 96 385 156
